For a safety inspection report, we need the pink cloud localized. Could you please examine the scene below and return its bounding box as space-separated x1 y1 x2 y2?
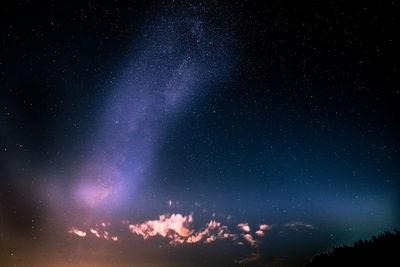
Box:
103 231 110 240
255 224 270 236
99 222 111 228
129 214 238 245
186 220 220 243
242 233 256 247
238 223 250 232
68 214 272 247
255 230 265 237
129 213 194 240
90 228 101 238
68 227 87 237
68 224 118 241
206 235 217 243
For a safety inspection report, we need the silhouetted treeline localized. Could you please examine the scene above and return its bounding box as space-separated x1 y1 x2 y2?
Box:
304 230 400 267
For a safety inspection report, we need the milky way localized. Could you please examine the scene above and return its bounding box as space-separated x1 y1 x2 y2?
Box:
67 7 233 213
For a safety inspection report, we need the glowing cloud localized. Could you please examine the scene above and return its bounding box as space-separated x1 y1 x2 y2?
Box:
186 220 221 244
69 223 118 241
67 214 278 248
129 213 194 240
255 230 264 237
255 224 270 236
68 227 87 237
242 233 257 247
90 228 101 238
129 214 238 245
238 223 250 232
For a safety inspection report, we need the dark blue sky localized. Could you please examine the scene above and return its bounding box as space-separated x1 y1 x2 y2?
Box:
1 1 399 266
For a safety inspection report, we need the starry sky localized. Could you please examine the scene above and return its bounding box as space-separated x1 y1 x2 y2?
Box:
0 1 399 266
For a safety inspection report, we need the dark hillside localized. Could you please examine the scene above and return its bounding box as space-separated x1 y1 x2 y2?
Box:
305 230 400 267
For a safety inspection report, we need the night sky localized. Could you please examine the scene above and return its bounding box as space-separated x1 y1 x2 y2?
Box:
1 1 399 266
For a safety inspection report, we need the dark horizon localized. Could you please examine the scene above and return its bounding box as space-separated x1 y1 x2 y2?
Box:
305 230 400 267
1 1 399 266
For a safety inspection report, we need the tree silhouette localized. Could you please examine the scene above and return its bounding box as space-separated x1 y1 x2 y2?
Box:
304 230 400 267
